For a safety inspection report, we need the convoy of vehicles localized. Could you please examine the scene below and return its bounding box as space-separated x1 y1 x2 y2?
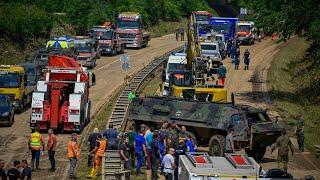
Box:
30 55 95 132
74 37 99 68
0 64 39 112
116 12 150 48
237 21 255 45
0 94 15 126
90 27 125 56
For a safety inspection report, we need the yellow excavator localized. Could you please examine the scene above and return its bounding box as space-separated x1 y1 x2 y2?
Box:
169 14 227 103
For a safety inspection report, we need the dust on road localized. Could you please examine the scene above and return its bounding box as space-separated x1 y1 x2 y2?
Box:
224 38 320 178
0 34 183 180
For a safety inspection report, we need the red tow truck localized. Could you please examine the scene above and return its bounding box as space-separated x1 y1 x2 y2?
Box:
30 55 95 132
116 12 150 48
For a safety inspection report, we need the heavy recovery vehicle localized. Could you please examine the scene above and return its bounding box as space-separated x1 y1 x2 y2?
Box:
30 55 95 132
74 36 99 68
116 12 150 48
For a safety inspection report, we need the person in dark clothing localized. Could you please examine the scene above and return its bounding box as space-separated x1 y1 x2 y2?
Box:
119 136 131 180
103 123 119 150
174 140 187 180
234 48 240 70
87 128 100 167
127 126 137 169
0 159 7 180
7 160 21 180
150 131 161 180
179 28 185 41
227 39 233 57
175 29 179 41
21 160 31 180
243 49 251 70
47 129 57 171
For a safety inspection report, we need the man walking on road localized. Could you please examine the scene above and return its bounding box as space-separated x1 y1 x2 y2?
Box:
225 129 235 153
68 133 80 179
217 62 227 87
271 128 294 172
47 129 57 171
295 113 304 152
243 49 251 70
28 127 45 171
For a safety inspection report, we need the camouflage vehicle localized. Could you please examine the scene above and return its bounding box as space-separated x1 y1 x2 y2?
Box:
127 97 282 161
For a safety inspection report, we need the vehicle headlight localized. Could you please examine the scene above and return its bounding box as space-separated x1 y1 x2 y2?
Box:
2 112 9 116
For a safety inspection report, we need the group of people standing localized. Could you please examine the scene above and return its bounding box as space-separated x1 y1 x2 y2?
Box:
87 121 197 180
175 28 185 41
226 38 251 70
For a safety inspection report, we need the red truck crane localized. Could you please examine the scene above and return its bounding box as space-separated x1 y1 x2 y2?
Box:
30 55 95 132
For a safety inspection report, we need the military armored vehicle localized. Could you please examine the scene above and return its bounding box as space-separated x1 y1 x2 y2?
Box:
126 97 282 161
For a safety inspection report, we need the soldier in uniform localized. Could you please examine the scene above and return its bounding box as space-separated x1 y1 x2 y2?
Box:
168 121 179 148
271 128 294 172
295 113 304 152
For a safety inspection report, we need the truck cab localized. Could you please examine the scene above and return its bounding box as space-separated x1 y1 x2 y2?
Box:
200 41 222 61
116 12 150 48
90 27 124 56
237 21 255 44
193 11 211 24
0 94 15 126
0 65 36 112
74 38 98 68
162 53 187 96
210 17 238 40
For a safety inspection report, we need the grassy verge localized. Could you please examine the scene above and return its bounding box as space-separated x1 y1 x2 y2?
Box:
147 19 188 38
141 71 163 96
268 37 320 152
77 86 124 179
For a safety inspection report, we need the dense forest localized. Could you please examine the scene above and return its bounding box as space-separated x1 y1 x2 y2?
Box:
0 0 213 46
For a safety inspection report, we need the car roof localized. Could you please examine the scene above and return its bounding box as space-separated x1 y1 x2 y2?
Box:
168 55 187 64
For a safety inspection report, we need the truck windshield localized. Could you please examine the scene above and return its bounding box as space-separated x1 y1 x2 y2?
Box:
196 14 209 22
117 20 140 29
198 24 212 34
170 72 192 86
168 63 187 73
92 31 112 40
238 25 251 32
212 24 231 34
201 44 217 51
0 72 20 88
75 43 92 53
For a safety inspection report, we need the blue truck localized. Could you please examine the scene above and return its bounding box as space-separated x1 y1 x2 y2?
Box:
210 17 238 40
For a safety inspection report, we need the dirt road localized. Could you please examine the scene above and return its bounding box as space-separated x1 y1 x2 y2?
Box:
0 34 183 179
224 39 320 178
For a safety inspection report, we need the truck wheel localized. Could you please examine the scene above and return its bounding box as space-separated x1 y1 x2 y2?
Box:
245 146 266 162
209 135 226 156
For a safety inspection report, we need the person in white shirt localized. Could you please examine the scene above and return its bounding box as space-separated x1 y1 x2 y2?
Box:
161 148 176 180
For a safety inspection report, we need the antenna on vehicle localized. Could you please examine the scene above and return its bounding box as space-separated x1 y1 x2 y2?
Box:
231 92 235 106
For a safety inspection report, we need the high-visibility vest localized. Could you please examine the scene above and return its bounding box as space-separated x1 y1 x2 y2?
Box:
30 132 41 150
68 141 79 158
95 139 107 157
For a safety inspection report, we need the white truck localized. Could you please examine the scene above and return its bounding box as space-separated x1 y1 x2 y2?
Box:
162 53 187 96
200 41 222 62
179 152 264 180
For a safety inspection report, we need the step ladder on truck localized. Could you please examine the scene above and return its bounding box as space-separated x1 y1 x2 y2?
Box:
179 152 264 180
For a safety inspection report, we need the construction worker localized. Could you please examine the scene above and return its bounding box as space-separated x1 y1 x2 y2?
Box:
28 127 45 171
68 133 80 179
295 113 304 152
88 128 100 167
217 62 227 87
47 128 57 171
87 134 107 178
243 49 251 70
271 128 294 172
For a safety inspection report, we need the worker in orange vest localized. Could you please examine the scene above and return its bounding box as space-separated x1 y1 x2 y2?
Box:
28 127 45 171
87 134 107 178
68 133 80 179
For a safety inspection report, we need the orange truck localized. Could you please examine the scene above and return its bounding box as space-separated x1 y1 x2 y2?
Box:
236 21 255 45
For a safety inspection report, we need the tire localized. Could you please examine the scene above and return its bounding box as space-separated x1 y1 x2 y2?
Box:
245 146 266 162
209 135 226 156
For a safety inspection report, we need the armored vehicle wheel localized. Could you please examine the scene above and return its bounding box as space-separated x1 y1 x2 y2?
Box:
209 135 225 156
245 146 266 162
